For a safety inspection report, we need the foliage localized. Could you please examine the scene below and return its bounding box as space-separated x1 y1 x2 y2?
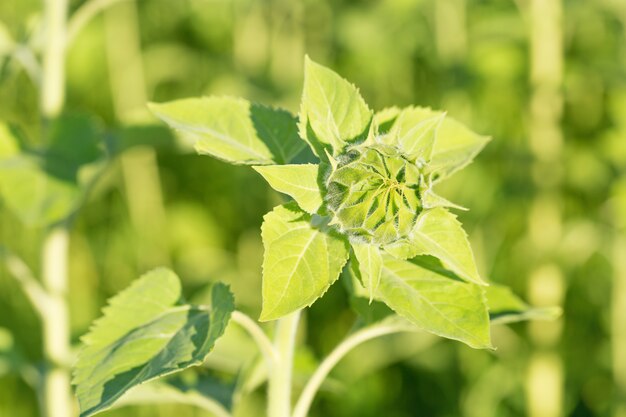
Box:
152 57 497 349
1 0 620 416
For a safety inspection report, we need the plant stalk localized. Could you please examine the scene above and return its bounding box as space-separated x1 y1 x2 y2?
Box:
41 226 72 417
613 235 626 417
268 312 300 417
526 1 564 417
104 0 170 269
41 0 68 118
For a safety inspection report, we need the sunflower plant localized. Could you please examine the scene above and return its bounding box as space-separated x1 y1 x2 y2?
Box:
72 57 557 417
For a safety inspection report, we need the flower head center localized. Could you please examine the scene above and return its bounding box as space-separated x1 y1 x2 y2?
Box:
324 144 423 245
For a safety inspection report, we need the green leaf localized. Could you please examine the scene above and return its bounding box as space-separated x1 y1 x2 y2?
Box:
259 203 350 321
0 156 78 225
253 164 323 214
389 107 445 162
377 256 491 349
486 284 562 325
385 208 485 286
373 107 401 135
72 268 234 417
299 56 372 155
110 377 233 417
0 116 105 226
429 116 490 182
352 242 383 303
149 97 305 165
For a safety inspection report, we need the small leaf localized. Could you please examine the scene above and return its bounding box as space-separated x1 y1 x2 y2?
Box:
149 97 305 165
73 268 234 417
486 284 562 325
429 116 490 182
390 107 445 162
373 107 401 135
253 164 323 214
420 188 467 211
351 242 383 303
260 203 349 321
386 208 485 286
377 255 491 349
299 56 372 155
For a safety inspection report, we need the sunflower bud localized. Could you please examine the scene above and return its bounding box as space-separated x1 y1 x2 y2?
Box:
324 144 422 245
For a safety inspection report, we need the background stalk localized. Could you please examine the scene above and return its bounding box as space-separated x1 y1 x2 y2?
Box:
525 1 564 417
41 0 68 118
40 0 72 416
268 312 300 417
104 0 170 270
40 227 72 417
613 236 626 417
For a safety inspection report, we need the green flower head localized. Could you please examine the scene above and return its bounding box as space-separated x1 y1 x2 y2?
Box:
150 56 495 349
325 143 423 245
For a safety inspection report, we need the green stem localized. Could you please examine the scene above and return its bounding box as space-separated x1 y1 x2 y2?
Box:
41 226 72 417
268 312 300 417
292 322 408 417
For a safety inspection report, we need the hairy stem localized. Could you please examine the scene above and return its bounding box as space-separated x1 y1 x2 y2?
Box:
292 322 408 417
268 312 300 417
231 311 278 366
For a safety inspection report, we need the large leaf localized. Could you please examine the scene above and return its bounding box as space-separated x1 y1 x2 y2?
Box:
253 164 323 214
343 261 394 324
429 116 490 182
486 284 562 325
149 97 305 165
377 256 491 349
385 208 485 286
259 203 350 321
299 56 372 155
0 116 105 226
73 268 234 417
110 376 233 417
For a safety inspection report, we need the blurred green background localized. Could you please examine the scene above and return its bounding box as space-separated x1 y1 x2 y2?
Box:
1 0 625 416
